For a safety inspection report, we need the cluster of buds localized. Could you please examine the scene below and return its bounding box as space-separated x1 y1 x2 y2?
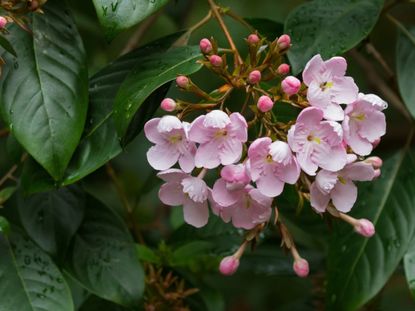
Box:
144 33 386 277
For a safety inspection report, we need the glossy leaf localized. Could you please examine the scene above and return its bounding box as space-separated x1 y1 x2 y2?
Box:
396 25 415 119
18 185 85 257
244 18 283 40
326 140 415 310
0 229 73 311
113 45 203 137
0 0 88 180
0 34 16 57
92 0 169 39
0 186 16 205
66 195 144 307
285 0 384 74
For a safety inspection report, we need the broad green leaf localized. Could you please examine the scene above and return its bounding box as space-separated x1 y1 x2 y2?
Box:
396 25 415 119
66 195 144 307
0 34 16 57
404 242 415 300
92 0 169 39
0 0 88 180
0 229 73 311
285 0 384 74
114 45 203 137
326 140 415 310
17 185 85 257
244 18 283 40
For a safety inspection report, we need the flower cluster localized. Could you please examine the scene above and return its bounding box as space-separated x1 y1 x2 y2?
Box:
144 34 387 277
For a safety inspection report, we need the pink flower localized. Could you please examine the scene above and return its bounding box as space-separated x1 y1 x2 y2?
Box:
257 95 274 112
189 110 247 169
303 54 358 121
211 184 272 229
157 169 209 228
343 93 387 156
288 107 347 176
310 158 375 213
281 76 301 96
248 138 300 197
144 116 196 173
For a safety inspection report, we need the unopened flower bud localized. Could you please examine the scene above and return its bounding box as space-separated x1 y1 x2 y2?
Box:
281 76 301 96
160 98 176 112
176 75 189 89
248 70 261 84
219 256 239 276
374 169 381 179
293 258 309 278
0 17 7 29
365 156 383 169
354 218 375 237
210 55 223 67
277 63 290 75
277 34 291 50
257 95 274 113
247 34 260 45
199 38 212 54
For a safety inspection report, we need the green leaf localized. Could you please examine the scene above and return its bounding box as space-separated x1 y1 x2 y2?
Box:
272 102 301 123
92 0 169 39
404 242 415 300
21 157 57 195
0 216 10 235
66 195 144 307
136 244 161 264
113 45 203 137
396 25 415 119
0 228 73 311
17 185 85 258
326 138 415 310
244 18 283 40
0 0 88 180
63 31 186 185
285 0 384 74
0 34 16 57
0 186 16 205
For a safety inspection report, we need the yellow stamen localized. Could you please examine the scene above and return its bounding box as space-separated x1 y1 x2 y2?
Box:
169 134 182 144
338 176 347 185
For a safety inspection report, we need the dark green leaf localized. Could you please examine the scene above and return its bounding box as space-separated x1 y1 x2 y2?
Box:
396 25 415 119
18 185 85 258
114 45 203 137
272 102 301 123
0 0 88 180
0 228 73 311
404 242 415 300
21 157 57 195
66 195 144 307
244 18 283 40
136 244 161 264
0 186 16 205
327 139 415 310
0 216 10 235
0 34 16 57
92 0 169 39
64 272 90 310
285 0 384 74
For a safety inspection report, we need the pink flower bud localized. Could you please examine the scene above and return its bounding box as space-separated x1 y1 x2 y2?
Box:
199 38 212 54
277 34 291 50
365 156 383 169
257 95 274 113
248 70 261 84
293 258 309 278
210 55 223 67
176 75 189 89
0 17 7 29
374 169 381 179
247 34 260 45
277 63 290 75
355 218 375 237
219 256 239 276
281 76 301 96
160 98 176 112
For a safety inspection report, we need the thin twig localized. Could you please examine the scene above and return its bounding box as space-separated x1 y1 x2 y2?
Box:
224 10 254 32
0 153 27 187
188 10 213 34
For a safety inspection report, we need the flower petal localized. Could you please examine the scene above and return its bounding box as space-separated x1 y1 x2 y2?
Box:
144 118 164 144
325 56 347 78
315 170 338 194
331 76 358 105
178 143 196 173
159 182 185 206
313 143 347 172
183 200 209 228
147 144 180 171
157 168 187 182
212 178 240 207
297 143 318 176
277 158 301 184
358 110 386 142
256 166 285 197
189 115 213 144
228 112 248 142
331 180 357 213
219 138 243 166
342 162 375 181
310 182 330 213
343 119 373 156
303 54 325 85
195 141 221 169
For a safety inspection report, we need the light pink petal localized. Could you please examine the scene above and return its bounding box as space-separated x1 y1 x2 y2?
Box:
315 170 338 194
297 143 318 176
157 115 183 133
159 182 185 206
358 93 388 110
314 143 347 172
344 120 373 156
359 111 386 142
331 180 357 213
310 182 330 213
277 158 300 184
219 138 243 165
147 144 180 171
331 76 358 104
183 200 209 228
248 188 273 207
178 143 196 173
144 118 164 144
228 113 248 142
195 141 221 169
203 110 230 128
296 106 324 127
231 202 256 229
256 166 285 197
322 102 344 121
189 115 213 143
269 141 292 164
307 81 332 110
342 162 375 181
303 54 325 85
317 121 343 146
247 138 270 181
325 56 347 78
157 168 187 182
212 178 240 207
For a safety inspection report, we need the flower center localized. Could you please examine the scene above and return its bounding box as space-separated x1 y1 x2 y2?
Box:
338 176 347 185
352 113 365 121
320 81 333 91
307 134 321 144
169 134 183 144
266 154 273 163
214 129 228 138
